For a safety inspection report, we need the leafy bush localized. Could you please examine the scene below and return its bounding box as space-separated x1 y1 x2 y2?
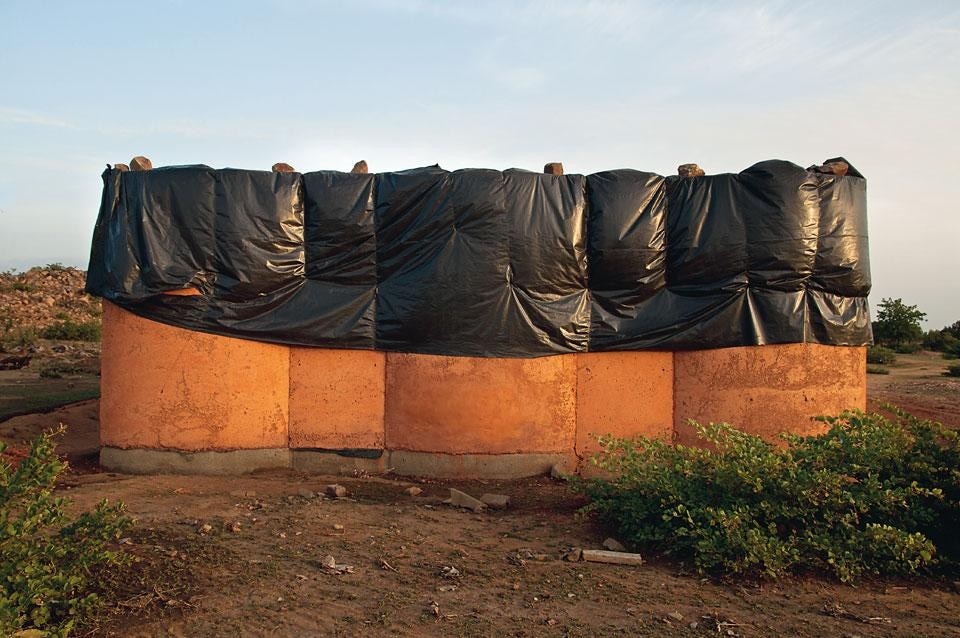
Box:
866 364 890 375
575 410 959 582
924 329 959 353
893 341 921 354
0 428 133 636
867 345 896 365
947 320 960 341
40 319 101 342
38 362 87 379
947 363 960 378
943 341 960 360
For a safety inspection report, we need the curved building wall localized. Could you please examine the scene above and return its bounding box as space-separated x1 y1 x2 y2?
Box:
99 302 866 477
99 301 289 451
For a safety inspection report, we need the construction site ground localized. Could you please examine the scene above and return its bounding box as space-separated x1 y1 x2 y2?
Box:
1 344 958 637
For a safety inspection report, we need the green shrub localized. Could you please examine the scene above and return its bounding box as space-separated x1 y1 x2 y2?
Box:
0 428 133 636
40 319 101 342
867 345 897 365
947 320 960 341
575 410 959 582
11 282 36 293
946 363 960 378
893 341 921 354
866 364 890 375
924 329 959 353
943 341 960 360
38 362 87 379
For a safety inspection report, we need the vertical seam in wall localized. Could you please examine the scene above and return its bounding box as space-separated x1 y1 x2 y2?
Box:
287 346 293 450
573 354 580 460
860 346 868 410
672 351 678 444
382 352 388 450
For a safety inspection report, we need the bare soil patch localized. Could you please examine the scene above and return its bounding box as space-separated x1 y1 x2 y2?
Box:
64 472 959 638
868 351 960 427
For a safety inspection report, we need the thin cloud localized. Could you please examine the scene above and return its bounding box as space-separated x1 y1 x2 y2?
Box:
0 107 75 129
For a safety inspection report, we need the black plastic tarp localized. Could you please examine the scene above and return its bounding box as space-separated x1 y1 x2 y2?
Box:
86 159 871 357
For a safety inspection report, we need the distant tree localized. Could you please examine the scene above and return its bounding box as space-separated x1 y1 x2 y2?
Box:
946 320 960 340
923 329 958 352
872 298 926 348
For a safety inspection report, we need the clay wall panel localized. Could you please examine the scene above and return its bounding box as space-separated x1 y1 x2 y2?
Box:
575 352 674 456
289 348 385 449
673 344 866 445
384 353 577 454
100 302 289 451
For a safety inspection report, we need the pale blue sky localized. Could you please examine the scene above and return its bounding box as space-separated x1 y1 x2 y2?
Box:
1 1 958 327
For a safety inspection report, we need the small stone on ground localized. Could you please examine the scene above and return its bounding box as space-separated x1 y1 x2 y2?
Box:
326 484 348 498
445 488 485 512
603 537 626 552
480 493 510 509
562 547 583 562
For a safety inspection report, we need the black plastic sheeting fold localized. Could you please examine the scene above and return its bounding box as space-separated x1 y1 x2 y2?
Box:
86 159 871 357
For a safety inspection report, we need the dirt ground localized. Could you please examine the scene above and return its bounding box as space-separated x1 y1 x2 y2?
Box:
867 350 960 428
1 352 959 637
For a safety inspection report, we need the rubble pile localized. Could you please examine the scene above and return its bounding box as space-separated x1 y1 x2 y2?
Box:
0 266 100 332
0 266 101 373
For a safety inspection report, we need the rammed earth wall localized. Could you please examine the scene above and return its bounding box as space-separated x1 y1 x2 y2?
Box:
99 302 865 477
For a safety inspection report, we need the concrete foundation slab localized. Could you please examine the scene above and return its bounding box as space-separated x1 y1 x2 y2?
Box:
291 449 389 474
387 450 577 479
100 446 291 475
101 446 577 479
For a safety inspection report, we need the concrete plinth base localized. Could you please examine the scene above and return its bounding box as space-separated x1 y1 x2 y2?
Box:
100 447 576 479
291 449 389 474
100 447 291 475
387 450 576 479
